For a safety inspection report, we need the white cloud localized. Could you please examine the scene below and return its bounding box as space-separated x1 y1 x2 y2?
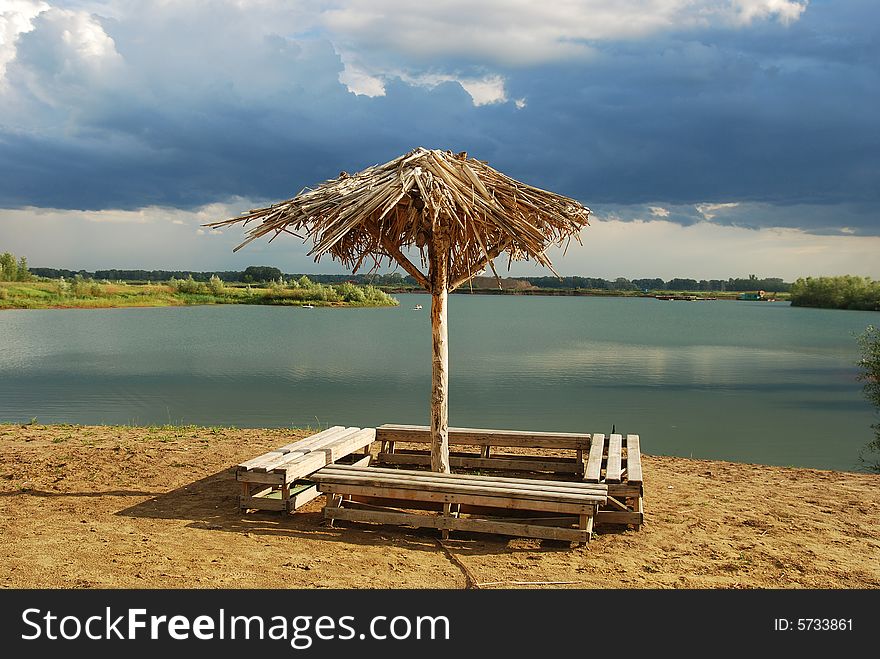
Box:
396 71 507 106
731 0 807 26
320 0 809 70
0 0 48 84
338 58 386 97
7 4 123 109
2 200 877 281
696 202 740 220
535 217 880 281
0 1 811 117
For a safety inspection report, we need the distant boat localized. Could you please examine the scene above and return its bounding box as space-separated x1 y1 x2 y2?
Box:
412 304 423 310
302 304 314 309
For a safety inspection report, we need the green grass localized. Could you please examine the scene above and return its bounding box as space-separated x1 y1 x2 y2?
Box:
0 280 399 310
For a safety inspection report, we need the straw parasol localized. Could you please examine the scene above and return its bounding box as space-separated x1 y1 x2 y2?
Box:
207 147 590 473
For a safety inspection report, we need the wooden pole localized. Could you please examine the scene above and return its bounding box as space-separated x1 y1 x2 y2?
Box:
429 227 451 474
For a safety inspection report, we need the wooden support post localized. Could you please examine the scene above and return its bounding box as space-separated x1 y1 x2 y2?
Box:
429 224 451 474
441 503 452 540
578 511 594 544
327 494 343 528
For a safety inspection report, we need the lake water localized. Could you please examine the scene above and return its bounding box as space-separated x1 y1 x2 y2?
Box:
0 294 876 471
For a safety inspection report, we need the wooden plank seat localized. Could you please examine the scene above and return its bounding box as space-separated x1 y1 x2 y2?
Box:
236 426 376 512
584 433 644 529
310 464 608 544
375 424 591 476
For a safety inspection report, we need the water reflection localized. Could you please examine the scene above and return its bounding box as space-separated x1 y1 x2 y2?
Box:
0 295 875 471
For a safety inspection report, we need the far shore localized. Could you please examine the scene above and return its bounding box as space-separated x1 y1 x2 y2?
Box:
0 280 398 311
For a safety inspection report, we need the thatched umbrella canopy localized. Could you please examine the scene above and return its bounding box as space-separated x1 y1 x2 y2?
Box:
208 147 590 472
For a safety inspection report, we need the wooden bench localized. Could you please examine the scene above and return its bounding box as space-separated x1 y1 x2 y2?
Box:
236 426 376 512
375 424 591 476
310 464 608 544
377 424 644 530
585 433 644 529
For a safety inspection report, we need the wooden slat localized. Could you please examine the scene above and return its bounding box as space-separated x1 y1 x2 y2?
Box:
377 451 582 474
236 470 284 485
607 484 643 498
317 483 598 515
606 434 622 483
253 427 362 472
585 433 605 483
316 464 607 497
377 424 591 449
237 451 291 473
323 506 591 543
275 425 350 453
288 484 321 511
596 510 643 525
626 434 643 484
314 472 607 506
277 452 329 484
236 425 346 471
275 428 377 482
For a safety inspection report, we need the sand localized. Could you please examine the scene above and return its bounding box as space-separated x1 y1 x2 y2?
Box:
1 423 878 589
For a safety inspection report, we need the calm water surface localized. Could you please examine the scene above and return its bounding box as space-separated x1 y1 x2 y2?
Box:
0 294 875 471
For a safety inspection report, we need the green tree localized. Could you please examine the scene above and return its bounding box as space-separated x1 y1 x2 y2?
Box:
337 282 366 303
242 265 282 283
791 276 879 311
0 252 17 281
857 325 880 472
207 274 225 295
16 256 31 281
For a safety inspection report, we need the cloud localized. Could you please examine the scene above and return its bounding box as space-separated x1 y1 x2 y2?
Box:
320 1 808 68
0 0 877 244
0 0 48 84
540 217 880 280
2 203 878 281
696 202 740 220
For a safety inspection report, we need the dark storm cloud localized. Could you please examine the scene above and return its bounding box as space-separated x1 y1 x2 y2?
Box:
0 0 878 235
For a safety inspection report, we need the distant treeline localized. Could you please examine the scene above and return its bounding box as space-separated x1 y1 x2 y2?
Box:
29 266 414 286
790 276 879 311
514 275 791 292
28 265 790 292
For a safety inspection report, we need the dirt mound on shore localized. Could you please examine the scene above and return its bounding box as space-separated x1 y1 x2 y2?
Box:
1 423 878 589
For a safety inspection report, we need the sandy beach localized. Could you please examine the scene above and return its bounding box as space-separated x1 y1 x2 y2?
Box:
1 422 878 589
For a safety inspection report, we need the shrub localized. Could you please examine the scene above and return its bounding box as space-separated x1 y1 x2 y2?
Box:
791 276 880 311
71 274 95 297
857 325 880 473
337 282 366 303
207 274 225 295
169 275 207 294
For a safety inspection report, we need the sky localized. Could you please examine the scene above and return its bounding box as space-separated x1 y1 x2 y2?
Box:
0 0 878 280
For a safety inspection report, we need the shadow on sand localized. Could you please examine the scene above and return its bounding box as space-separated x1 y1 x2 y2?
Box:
115 467 621 557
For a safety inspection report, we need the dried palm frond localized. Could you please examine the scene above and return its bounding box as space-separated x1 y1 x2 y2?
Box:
207 147 590 291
